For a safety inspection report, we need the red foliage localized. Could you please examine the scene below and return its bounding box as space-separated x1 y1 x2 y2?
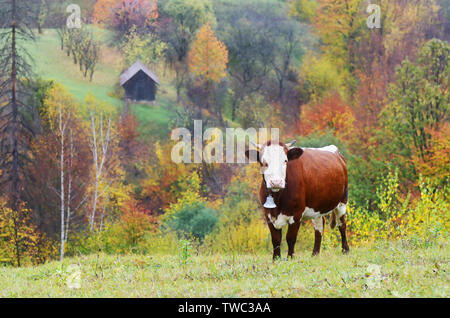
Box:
118 113 142 167
93 0 158 31
298 93 355 138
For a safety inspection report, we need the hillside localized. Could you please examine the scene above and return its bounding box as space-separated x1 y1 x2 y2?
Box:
24 28 175 139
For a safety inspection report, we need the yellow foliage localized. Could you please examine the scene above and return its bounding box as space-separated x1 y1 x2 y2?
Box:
298 54 346 102
162 170 204 222
204 219 271 254
346 173 449 247
188 22 228 83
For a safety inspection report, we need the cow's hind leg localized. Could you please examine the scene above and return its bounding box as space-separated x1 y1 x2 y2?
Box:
335 203 349 254
311 216 325 256
286 220 300 259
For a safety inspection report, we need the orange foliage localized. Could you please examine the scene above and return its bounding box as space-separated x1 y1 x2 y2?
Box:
139 143 190 215
412 123 450 183
118 113 142 166
93 0 158 27
299 93 355 138
120 198 158 245
92 0 115 24
188 23 228 83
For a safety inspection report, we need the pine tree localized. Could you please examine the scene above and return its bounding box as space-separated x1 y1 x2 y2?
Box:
0 0 38 212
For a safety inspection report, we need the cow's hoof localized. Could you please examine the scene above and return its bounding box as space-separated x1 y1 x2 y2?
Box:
342 248 350 254
312 251 320 257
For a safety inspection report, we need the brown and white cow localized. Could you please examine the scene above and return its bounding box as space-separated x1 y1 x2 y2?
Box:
245 140 349 260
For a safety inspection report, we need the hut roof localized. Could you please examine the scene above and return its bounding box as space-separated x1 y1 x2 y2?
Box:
119 60 160 86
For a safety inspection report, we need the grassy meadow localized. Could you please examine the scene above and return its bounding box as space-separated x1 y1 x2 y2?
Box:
0 241 447 298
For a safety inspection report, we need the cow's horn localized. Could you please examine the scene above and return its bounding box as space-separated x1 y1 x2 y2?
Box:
250 141 262 150
286 140 296 148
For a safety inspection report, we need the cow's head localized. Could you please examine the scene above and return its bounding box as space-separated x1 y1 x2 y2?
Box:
245 140 303 191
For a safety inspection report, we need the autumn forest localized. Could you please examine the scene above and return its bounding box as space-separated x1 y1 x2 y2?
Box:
0 0 448 298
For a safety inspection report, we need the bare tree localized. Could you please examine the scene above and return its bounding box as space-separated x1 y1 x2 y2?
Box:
88 111 112 231
80 36 100 82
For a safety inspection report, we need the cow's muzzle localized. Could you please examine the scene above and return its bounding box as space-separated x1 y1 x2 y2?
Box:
268 179 285 191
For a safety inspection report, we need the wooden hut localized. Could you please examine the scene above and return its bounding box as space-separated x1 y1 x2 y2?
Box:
119 60 160 102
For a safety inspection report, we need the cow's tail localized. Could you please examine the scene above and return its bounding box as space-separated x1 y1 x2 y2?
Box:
331 186 348 230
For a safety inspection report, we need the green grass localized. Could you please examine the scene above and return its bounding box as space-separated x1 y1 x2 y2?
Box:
0 241 448 297
130 96 178 140
23 29 122 107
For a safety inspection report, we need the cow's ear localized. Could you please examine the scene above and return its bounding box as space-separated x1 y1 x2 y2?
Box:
245 149 261 164
287 147 303 161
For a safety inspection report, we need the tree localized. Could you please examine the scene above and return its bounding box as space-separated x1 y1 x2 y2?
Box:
299 92 355 138
121 25 166 69
160 0 215 101
384 39 449 161
411 122 449 187
312 0 365 81
36 0 47 34
93 0 158 34
0 0 38 212
288 0 318 23
92 0 115 25
187 23 228 119
215 1 295 119
81 36 101 81
27 86 92 255
0 199 39 267
188 23 228 84
84 94 118 231
270 20 304 102
43 84 83 260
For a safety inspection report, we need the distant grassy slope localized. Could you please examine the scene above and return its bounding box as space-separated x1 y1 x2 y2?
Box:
130 97 175 140
0 242 448 297
23 29 122 107
23 28 176 139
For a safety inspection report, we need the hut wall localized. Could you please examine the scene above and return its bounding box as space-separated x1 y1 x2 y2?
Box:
123 70 156 101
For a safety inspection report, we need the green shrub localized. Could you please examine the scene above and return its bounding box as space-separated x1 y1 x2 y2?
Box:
164 202 219 242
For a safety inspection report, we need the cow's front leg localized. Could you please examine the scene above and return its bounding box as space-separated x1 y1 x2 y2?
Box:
286 220 300 259
267 221 282 260
311 216 325 256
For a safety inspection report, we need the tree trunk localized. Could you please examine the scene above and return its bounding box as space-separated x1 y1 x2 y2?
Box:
11 0 20 213
59 109 65 261
65 131 73 243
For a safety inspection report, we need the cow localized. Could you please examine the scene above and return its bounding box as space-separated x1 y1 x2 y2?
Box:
245 140 349 260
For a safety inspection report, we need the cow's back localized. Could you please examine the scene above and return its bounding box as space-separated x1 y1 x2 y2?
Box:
298 146 347 213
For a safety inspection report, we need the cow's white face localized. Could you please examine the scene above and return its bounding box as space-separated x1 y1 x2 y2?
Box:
245 140 303 191
260 145 288 191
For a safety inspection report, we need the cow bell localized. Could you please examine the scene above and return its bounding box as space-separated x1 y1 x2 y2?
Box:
263 194 277 209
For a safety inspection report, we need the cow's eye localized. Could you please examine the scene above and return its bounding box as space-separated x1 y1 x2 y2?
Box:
284 160 288 163
262 162 268 168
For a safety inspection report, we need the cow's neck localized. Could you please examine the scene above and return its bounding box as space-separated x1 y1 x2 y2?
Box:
270 190 283 205
264 170 301 216
265 187 285 215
